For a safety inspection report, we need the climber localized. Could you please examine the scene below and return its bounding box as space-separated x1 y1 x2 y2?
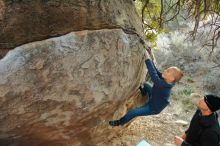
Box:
109 50 183 126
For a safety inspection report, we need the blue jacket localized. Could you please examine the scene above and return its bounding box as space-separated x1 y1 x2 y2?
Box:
145 59 174 113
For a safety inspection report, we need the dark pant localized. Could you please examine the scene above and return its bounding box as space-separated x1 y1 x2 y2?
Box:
141 82 152 98
119 83 155 125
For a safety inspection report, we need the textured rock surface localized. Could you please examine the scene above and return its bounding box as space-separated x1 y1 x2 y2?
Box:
0 0 142 49
0 29 146 146
0 1 147 145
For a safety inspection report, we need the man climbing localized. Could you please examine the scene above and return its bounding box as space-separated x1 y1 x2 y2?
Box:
109 50 183 126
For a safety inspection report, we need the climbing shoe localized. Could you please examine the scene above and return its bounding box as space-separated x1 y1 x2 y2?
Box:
139 85 145 96
109 120 121 126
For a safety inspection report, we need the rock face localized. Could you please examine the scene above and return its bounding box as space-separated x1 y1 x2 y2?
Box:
0 0 142 49
0 1 146 145
0 30 146 146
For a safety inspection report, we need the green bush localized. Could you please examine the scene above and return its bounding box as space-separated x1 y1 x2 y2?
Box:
177 87 193 96
186 77 194 83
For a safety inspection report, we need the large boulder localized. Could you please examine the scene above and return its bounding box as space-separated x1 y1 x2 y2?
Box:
0 0 142 49
0 1 147 145
0 29 146 145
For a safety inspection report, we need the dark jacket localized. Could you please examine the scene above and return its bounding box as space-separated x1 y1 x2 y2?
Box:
145 59 174 113
182 109 220 146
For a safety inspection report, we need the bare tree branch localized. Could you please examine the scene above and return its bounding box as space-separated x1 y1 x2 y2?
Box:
164 0 181 23
159 0 164 28
137 0 220 51
141 0 150 23
191 0 202 40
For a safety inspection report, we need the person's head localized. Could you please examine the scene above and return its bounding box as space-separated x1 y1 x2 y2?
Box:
162 66 183 83
198 94 220 115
